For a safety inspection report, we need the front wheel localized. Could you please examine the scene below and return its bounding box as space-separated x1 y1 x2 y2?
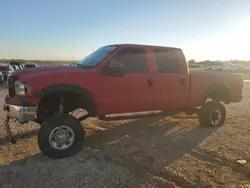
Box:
199 101 226 127
38 114 84 158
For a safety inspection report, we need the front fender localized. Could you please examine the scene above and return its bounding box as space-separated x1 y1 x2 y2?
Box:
34 83 87 97
34 83 98 115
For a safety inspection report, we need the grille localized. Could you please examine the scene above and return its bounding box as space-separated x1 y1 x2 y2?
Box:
7 75 16 97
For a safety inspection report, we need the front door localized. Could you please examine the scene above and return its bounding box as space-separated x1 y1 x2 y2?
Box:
97 47 155 114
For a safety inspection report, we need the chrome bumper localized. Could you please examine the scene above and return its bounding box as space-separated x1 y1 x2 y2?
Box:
4 104 38 123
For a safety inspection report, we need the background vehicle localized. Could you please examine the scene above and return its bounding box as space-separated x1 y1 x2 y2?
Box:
4 44 243 158
8 62 24 75
0 65 10 80
0 72 4 83
24 63 37 68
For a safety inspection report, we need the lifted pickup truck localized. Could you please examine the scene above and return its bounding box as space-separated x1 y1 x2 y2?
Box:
4 44 243 158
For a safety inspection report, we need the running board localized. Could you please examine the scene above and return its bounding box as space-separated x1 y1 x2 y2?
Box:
102 111 176 121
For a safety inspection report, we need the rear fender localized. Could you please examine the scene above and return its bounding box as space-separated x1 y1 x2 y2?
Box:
203 83 231 103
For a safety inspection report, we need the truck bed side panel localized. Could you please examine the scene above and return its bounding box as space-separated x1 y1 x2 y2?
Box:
189 71 243 107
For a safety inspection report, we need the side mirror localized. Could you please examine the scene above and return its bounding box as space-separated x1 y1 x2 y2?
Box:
102 60 124 77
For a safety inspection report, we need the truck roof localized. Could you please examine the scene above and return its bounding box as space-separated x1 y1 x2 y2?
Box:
106 44 181 51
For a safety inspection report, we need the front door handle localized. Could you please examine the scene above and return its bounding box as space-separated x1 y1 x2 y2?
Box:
147 78 154 87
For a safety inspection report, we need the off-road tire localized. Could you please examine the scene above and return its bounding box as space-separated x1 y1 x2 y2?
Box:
38 114 84 158
199 101 226 127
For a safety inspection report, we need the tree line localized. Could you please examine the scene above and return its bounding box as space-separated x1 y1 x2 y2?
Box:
188 59 250 68
0 59 77 65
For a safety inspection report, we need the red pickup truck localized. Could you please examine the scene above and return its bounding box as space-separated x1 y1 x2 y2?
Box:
4 44 243 158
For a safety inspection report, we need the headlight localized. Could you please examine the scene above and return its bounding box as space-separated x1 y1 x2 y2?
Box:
15 81 32 96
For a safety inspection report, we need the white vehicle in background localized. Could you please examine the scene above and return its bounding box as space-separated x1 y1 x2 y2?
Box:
0 72 4 83
205 65 221 71
231 65 247 72
8 63 22 75
0 65 9 80
6 63 24 87
215 66 223 71
221 65 232 71
205 66 215 71
206 65 232 72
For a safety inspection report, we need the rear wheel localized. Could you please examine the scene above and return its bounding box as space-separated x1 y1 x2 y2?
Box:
38 114 84 158
199 101 226 127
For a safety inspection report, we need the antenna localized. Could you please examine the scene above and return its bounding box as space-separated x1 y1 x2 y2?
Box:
72 44 75 62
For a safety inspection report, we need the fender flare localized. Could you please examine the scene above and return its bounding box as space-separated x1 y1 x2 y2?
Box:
34 83 87 97
203 83 231 103
35 83 97 115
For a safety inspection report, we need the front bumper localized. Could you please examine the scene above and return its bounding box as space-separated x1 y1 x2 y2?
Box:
4 104 38 123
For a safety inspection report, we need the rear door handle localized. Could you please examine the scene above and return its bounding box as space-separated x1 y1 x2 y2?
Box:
147 78 154 87
180 78 186 86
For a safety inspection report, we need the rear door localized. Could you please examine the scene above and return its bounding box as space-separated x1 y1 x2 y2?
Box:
97 47 155 114
151 48 189 110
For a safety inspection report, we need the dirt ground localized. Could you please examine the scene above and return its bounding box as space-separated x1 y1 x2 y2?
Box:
0 82 250 188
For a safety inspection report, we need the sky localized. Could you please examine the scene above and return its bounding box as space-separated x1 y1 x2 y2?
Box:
1 0 250 61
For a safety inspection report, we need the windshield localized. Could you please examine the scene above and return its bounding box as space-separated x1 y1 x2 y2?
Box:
77 46 116 67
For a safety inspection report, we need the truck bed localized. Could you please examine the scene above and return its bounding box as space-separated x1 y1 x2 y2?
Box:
188 71 243 107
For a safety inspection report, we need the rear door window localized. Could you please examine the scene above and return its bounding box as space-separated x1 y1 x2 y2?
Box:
154 49 180 73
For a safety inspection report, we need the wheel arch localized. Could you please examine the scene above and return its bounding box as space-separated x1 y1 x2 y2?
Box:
203 83 232 104
35 83 88 97
36 84 98 117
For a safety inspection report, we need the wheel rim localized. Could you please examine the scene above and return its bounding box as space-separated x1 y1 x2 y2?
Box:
209 109 222 126
49 125 75 150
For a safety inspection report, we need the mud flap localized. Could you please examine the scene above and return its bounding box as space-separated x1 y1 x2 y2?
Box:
4 116 17 144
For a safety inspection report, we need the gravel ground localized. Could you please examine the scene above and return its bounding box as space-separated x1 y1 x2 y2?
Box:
0 83 250 187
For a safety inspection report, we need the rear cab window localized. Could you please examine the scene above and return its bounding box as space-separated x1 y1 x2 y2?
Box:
154 48 180 73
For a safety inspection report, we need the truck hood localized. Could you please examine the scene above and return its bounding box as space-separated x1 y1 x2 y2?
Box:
13 66 83 81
